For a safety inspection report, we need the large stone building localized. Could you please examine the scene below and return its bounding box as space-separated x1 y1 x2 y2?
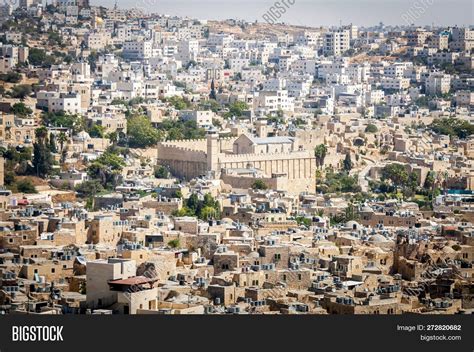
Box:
157 133 317 195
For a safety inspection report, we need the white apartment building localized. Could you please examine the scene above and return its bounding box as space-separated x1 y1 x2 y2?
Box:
425 72 451 96
317 58 349 80
207 33 234 48
228 58 250 71
384 63 411 79
115 25 133 43
86 31 111 50
48 93 82 114
450 27 474 52
255 90 295 114
365 90 385 105
323 29 350 56
294 31 321 47
455 91 474 107
380 77 410 90
291 59 318 75
263 78 286 91
123 40 153 60
177 39 199 64
180 110 214 128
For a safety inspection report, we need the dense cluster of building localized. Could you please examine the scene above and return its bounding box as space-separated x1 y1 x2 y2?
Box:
0 2 472 315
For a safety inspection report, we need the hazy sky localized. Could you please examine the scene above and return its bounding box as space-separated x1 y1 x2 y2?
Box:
93 0 473 27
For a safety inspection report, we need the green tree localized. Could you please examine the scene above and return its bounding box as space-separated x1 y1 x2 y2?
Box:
365 124 378 133
296 216 311 227
0 72 22 83
344 204 358 222
127 115 163 148
10 84 32 100
186 193 200 212
89 124 106 138
429 118 474 139
28 48 55 67
343 152 352 172
168 96 191 110
252 180 268 190
224 101 249 119
200 99 220 113
181 193 220 220
42 112 85 134
424 171 436 190
16 179 37 193
107 131 119 146
49 134 57 153
314 144 328 169
168 239 180 248
158 119 206 141
381 164 409 189
57 132 68 152
75 180 104 197
32 127 54 178
173 207 195 217
199 206 218 220
11 102 32 116
154 166 170 179
87 151 126 189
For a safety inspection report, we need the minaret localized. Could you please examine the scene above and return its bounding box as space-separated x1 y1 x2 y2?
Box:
209 79 217 100
256 120 268 138
207 134 219 177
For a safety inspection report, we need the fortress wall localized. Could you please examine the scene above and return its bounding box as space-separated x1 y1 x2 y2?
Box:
158 159 207 180
157 143 207 179
157 144 207 162
160 139 208 152
156 139 317 192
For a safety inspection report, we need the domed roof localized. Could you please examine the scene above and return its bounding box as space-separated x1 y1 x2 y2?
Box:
368 234 388 243
247 251 260 258
442 246 455 253
74 130 91 141
346 220 361 228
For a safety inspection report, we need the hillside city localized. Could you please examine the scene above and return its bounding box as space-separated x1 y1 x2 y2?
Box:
0 1 472 315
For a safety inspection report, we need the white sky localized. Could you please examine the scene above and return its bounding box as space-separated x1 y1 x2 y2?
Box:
93 0 473 27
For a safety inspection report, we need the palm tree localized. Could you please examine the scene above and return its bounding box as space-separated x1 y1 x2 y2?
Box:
314 144 328 169
108 131 118 146
57 132 68 152
35 126 48 141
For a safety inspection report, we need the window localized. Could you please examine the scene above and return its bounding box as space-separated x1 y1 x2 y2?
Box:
51 268 55 273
